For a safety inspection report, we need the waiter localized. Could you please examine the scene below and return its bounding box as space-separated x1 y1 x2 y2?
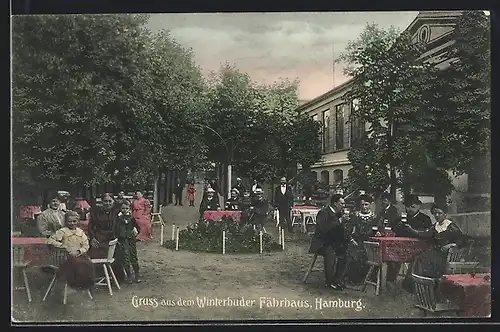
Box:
309 194 350 290
274 177 294 233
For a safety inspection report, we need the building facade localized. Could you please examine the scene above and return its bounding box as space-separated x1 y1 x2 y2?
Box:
296 11 490 212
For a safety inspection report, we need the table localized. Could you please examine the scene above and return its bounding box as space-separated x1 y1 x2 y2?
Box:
368 236 430 291
292 206 320 233
439 273 491 317
19 206 41 219
12 237 51 266
203 210 242 222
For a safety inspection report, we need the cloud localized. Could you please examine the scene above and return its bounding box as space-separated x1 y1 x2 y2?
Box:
147 12 419 99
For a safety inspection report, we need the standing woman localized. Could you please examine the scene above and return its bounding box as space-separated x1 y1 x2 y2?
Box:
132 191 152 241
186 180 196 207
88 193 125 282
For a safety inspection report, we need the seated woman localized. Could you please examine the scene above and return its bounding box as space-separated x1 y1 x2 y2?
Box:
225 188 241 211
344 193 377 285
46 211 95 290
404 203 468 280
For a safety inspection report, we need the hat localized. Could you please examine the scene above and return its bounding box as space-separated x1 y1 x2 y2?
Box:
236 177 242 181
231 188 240 194
207 188 215 193
254 188 263 194
280 177 287 182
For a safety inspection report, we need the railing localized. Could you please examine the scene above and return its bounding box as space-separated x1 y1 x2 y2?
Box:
448 211 490 237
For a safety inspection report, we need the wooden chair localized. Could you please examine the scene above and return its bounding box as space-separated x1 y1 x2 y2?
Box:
291 210 302 229
91 239 121 296
445 261 481 274
447 244 469 262
303 253 329 284
411 273 460 317
361 241 382 296
13 245 32 302
151 205 165 226
42 247 93 304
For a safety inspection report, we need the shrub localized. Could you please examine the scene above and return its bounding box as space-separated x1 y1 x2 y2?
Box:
163 216 282 253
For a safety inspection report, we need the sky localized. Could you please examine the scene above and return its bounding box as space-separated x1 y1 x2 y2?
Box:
147 12 419 101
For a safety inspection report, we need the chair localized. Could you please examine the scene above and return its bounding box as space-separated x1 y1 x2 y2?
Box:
303 253 328 283
291 210 302 229
445 261 481 274
91 239 121 296
302 211 317 234
42 247 93 304
361 241 382 296
13 245 32 302
151 205 165 226
446 244 469 262
411 273 460 317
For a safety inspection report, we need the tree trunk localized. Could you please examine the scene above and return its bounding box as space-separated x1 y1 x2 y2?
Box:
153 168 159 213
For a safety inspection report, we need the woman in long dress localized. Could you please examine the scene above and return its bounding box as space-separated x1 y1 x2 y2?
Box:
132 191 152 241
344 194 377 285
88 193 125 282
46 211 95 290
405 203 468 279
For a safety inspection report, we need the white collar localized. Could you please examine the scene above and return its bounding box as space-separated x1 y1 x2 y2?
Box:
435 219 452 233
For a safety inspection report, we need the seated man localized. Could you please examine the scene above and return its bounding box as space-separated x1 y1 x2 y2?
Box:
199 187 220 219
398 195 433 237
247 188 269 230
225 188 241 211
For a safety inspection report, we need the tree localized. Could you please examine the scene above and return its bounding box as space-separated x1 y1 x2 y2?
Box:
12 15 210 194
116 30 210 188
12 14 153 189
337 23 437 199
204 64 322 186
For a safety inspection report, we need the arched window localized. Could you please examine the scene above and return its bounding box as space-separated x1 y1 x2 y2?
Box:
333 169 344 184
310 171 318 182
321 170 330 185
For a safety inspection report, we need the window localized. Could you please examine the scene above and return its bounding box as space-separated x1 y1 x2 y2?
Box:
335 103 351 150
333 169 343 184
350 99 365 147
322 110 329 153
335 104 344 149
321 170 330 185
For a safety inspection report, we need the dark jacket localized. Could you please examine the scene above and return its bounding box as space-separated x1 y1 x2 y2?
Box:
225 197 240 211
274 185 294 211
377 204 401 232
309 206 349 255
199 198 220 216
249 198 269 224
398 211 433 237
114 213 140 239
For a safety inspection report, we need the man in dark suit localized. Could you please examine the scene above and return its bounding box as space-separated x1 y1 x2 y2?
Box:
376 191 402 286
309 194 349 290
274 177 294 233
174 178 184 206
399 195 432 236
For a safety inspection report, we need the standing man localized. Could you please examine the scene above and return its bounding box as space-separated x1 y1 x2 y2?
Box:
377 191 402 289
174 178 184 206
309 194 350 290
274 177 294 233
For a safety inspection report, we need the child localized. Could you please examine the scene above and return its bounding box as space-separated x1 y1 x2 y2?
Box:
187 181 196 207
114 203 141 284
46 211 95 290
